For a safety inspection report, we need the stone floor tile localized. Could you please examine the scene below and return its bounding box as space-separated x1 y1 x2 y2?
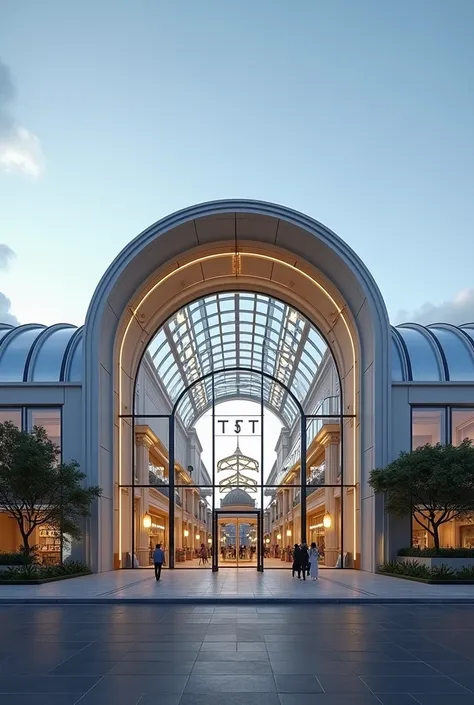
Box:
361 675 469 693
274 674 323 693
86 674 188 694
192 660 273 675
0 675 100 694
178 695 280 705
348 662 439 676
278 696 382 705
185 675 277 693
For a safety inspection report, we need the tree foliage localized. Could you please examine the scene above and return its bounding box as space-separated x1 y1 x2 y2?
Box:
0 421 101 558
369 440 474 551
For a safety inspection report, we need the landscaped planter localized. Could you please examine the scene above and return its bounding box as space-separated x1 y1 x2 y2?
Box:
397 556 474 570
380 571 474 585
0 572 91 585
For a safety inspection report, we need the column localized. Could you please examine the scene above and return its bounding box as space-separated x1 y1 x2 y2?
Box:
324 434 340 567
135 434 152 566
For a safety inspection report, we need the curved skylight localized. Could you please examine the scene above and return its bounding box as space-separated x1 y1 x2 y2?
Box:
146 292 327 427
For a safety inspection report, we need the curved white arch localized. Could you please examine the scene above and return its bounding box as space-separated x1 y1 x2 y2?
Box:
83 200 392 573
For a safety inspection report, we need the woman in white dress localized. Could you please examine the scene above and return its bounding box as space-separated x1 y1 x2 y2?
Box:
309 542 319 580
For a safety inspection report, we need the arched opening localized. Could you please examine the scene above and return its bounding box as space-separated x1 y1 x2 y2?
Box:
83 201 391 573
122 291 355 571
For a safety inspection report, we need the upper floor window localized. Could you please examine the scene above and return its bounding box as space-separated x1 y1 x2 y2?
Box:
452 409 474 445
0 409 22 428
411 408 444 449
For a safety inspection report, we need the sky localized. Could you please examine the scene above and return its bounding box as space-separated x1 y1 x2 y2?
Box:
1 0 473 328
195 400 282 510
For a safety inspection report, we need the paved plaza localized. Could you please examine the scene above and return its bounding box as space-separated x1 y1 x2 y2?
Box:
2 568 474 603
1 602 474 704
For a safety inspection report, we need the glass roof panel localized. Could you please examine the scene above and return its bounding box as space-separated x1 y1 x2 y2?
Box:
146 292 328 427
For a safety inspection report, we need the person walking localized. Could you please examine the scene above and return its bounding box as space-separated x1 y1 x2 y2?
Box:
292 543 302 578
309 542 319 580
153 543 165 581
299 543 309 581
199 543 207 566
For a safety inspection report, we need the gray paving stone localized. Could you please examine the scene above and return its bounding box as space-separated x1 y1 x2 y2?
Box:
178 695 280 705
274 674 323 693
278 696 382 705
348 662 439 676
185 675 277 693
413 697 474 705
0 675 100 694
192 660 273 675
361 675 469 694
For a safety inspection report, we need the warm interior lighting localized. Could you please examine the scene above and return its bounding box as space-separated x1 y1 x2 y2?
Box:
323 512 332 529
207 538 212 544
265 538 270 544
232 252 241 275
195 534 200 540
143 513 152 529
183 529 189 537
277 533 281 540
286 529 292 537
119 248 358 562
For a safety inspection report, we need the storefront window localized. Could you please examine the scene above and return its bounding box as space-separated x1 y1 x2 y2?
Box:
411 408 445 448
452 409 474 445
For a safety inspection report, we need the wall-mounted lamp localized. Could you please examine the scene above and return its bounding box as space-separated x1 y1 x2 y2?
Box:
195 534 200 540
286 529 292 537
187 465 194 475
143 513 151 529
265 538 270 544
277 533 281 541
183 529 189 537
207 538 212 544
323 512 332 529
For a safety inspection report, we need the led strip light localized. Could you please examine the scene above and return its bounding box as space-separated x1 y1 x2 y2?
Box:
118 251 358 561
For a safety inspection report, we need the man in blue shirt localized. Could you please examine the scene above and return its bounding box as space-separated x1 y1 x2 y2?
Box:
153 543 165 581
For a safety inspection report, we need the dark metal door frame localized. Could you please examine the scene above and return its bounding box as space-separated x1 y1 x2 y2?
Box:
213 509 263 572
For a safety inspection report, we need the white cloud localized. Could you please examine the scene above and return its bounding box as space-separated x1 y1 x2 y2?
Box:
0 292 18 325
0 243 18 325
0 125 44 177
0 58 44 177
395 288 474 326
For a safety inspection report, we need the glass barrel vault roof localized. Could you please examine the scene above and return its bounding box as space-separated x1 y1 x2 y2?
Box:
148 293 326 427
1 311 474 422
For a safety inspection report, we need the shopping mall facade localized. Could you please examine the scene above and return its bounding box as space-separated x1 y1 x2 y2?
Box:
1 200 473 573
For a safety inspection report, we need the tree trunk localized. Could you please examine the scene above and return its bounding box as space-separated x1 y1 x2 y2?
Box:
432 524 440 553
20 529 31 557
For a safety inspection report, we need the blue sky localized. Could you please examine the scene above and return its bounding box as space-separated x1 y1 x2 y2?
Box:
1 0 473 327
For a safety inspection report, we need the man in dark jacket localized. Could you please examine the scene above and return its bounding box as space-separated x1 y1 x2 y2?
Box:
153 543 165 581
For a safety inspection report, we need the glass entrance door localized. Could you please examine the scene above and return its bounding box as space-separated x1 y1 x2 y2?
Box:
215 511 261 569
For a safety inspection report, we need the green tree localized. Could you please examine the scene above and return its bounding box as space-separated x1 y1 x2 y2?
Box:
369 440 474 552
0 421 101 559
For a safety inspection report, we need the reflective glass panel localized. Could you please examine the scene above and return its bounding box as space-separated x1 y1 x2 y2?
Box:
0 409 22 427
27 408 61 448
412 408 444 448
452 409 474 445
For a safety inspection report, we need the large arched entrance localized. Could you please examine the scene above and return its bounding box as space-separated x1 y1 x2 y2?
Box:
83 200 391 573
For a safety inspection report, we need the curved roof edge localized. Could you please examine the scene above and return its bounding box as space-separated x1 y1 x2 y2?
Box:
392 322 474 382
1 320 474 384
0 323 83 383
